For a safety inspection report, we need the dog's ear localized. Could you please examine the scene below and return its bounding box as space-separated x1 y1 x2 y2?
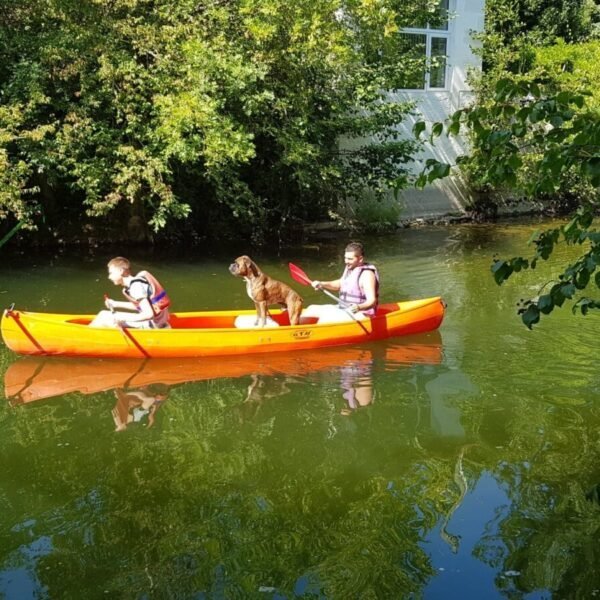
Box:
243 256 260 277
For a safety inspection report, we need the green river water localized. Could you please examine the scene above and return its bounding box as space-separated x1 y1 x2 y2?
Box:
1 221 599 599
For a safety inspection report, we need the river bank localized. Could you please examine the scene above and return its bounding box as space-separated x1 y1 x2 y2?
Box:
0 191 570 252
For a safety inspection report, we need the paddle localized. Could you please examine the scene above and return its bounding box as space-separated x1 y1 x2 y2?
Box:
288 262 369 333
104 294 150 358
288 262 351 307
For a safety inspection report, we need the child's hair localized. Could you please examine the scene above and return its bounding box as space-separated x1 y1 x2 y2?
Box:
107 257 131 274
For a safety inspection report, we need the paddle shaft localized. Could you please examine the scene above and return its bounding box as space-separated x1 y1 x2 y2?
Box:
318 288 369 333
320 286 351 308
289 262 351 307
104 294 150 358
288 263 368 332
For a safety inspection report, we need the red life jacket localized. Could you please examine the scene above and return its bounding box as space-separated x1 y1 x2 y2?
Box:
123 270 171 315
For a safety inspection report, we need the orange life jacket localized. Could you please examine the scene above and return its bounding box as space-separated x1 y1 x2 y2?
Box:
123 270 171 315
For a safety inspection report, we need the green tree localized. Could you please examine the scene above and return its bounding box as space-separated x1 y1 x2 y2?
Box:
416 0 600 327
0 0 439 242
418 75 600 327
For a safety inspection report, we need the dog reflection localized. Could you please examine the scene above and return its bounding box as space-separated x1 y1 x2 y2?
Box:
237 357 375 419
111 383 169 431
232 374 297 420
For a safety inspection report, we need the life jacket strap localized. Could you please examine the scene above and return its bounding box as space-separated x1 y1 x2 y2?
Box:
151 290 167 305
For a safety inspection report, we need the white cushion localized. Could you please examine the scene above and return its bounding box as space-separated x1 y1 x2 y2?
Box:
234 315 279 328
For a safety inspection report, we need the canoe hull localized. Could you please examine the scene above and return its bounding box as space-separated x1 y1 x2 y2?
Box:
1 298 445 359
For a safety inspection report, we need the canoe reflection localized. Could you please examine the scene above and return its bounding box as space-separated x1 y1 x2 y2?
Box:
5 333 443 408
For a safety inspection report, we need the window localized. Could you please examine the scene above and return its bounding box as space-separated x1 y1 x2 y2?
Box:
398 0 449 90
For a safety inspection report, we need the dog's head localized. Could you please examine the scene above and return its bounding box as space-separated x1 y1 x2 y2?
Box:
229 255 260 278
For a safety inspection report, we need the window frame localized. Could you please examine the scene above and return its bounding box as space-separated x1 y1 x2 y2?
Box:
400 2 451 91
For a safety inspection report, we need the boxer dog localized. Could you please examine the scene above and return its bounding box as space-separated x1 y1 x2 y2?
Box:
229 255 303 326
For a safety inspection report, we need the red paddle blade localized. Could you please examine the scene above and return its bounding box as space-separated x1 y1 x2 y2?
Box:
288 262 312 286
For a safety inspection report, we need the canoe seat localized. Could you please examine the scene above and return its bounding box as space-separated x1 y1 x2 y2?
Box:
299 316 319 325
234 315 279 329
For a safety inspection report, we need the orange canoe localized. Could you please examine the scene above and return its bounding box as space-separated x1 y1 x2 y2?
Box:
1 297 445 359
5 333 443 405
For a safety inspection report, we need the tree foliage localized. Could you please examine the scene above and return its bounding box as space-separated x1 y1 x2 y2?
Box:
414 0 600 327
0 0 437 242
418 74 600 326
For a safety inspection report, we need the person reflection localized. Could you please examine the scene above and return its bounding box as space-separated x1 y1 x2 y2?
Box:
339 352 374 416
111 383 169 431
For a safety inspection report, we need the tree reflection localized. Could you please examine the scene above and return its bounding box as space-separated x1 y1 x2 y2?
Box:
8 343 580 597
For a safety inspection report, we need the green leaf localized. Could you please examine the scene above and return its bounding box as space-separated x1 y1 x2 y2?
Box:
507 153 522 170
427 162 450 183
572 297 599 316
550 283 566 307
561 282 576 298
415 173 427 189
583 157 600 180
549 115 563 127
491 259 512 285
575 269 590 290
511 123 526 137
448 120 460 136
584 255 596 273
430 122 444 140
537 294 554 314
529 82 541 99
521 304 540 329
503 105 516 118
494 78 512 99
413 121 426 139
472 119 486 135
556 91 572 105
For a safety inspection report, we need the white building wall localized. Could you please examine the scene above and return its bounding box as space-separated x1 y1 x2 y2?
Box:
340 0 485 221
396 0 485 220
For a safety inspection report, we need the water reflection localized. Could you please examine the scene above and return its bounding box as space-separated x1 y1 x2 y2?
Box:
4 226 600 596
5 333 443 418
339 350 374 415
426 371 477 439
112 384 169 431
